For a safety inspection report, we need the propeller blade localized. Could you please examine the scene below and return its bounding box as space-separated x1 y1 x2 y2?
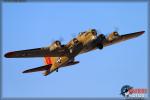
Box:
71 33 77 38
59 36 64 42
114 27 119 32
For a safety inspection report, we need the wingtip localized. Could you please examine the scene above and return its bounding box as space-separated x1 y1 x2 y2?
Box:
22 70 27 73
134 31 145 37
22 70 29 73
4 52 14 58
22 71 25 73
140 31 145 34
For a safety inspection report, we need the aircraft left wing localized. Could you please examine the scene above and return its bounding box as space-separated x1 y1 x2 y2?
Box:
4 47 67 58
103 31 145 47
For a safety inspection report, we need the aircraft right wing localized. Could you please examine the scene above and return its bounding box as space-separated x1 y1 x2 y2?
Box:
4 46 68 58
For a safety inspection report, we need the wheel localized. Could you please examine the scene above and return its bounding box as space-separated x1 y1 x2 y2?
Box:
98 44 103 49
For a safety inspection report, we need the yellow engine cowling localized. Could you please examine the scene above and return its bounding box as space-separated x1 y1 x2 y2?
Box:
107 31 119 41
49 40 61 51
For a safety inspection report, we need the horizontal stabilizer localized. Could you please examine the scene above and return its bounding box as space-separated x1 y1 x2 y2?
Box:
22 64 52 73
62 61 79 67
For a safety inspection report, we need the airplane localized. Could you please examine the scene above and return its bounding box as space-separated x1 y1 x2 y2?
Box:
4 29 144 76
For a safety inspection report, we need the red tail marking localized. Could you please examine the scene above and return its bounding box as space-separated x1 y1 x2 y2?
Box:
44 57 52 65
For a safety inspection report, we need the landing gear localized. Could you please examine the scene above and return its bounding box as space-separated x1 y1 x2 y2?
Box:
97 44 103 49
56 68 58 72
96 34 105 49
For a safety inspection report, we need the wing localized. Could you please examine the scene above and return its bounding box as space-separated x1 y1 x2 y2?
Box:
4 46 67 58
103 31 145 47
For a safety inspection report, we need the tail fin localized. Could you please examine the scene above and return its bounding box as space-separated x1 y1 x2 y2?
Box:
22 64 52 73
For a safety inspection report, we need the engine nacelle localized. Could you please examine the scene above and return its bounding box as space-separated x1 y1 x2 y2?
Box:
96 34 105 50
97 34 106 41
72 38 79 45
49 40 61 51
107 31 119 41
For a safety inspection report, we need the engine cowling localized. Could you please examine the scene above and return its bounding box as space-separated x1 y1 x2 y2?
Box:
97 34 106 41
107 31 119 41
49 40 61 51
72 38 79 45
97 43 103 49
96 34 105 49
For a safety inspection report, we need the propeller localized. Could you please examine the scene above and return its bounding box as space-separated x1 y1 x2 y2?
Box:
50 36 65 44
50 38 55 44
97 28 109 37
71 33 77 38
114 27 119 33
105 32 110 38
97 29 102 34
58 36 64 42
105 27 119 38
